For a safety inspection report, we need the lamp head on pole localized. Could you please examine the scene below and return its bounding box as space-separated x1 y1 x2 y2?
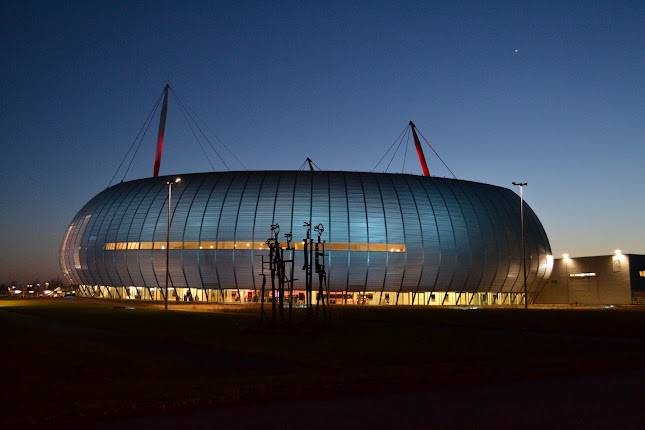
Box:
166 177 182 185
512 181 528 187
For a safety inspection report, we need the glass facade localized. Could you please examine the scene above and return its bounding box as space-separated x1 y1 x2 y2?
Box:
60 171 552 303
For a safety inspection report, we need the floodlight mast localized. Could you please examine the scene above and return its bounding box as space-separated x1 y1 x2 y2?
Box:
164 176 181 311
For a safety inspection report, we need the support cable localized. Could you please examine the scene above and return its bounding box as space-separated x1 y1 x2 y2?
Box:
371 123 410 172
185 104 248 169
173 96 218 171
169 88 234 170
108 92 163 186
402 128 411 173
171 90 230 170
121 102 160 182
416 127 458 179
385 126 410 172
297 157 323 171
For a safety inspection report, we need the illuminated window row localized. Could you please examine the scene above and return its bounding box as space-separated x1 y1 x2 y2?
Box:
569 272 596 278
103 241 406 253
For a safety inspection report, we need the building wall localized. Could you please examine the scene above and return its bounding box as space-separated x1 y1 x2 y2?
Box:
60 171 553 297
535 254 633 305
629 254 645 304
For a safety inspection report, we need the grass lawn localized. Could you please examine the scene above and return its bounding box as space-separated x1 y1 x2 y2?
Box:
2 298 645 428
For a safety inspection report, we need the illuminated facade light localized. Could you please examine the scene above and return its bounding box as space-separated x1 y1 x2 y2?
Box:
103 241 407 253
612 249 626 262
569 272 596 278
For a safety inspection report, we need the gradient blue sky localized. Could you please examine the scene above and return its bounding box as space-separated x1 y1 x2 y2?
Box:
1 0 644 283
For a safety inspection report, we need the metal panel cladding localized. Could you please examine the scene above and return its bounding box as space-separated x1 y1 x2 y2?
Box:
60 171 552 295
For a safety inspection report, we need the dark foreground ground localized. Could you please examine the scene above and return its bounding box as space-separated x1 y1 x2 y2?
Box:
1 298 644 429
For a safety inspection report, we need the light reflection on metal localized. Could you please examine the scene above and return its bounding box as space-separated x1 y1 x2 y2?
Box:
60 172 551 296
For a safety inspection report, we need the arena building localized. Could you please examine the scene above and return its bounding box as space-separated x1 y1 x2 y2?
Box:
60 170 553 306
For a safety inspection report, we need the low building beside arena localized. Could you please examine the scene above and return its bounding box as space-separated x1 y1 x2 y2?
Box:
535 251 645 305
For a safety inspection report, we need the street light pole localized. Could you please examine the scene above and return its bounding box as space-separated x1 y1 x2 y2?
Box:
512 181 528 309
562 254 571 304
165 177 181 311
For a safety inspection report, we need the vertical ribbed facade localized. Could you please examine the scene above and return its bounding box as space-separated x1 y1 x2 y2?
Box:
60 171 552 298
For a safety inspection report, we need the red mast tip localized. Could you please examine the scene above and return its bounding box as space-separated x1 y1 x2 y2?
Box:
410 121 430 177
153 85 170 177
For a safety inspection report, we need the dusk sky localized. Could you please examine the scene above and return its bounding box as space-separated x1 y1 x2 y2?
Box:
1 0 644 283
